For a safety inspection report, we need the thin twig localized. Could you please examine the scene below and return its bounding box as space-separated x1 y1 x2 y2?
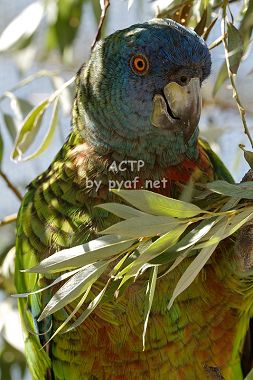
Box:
222 3 253 148
91 0 110 50
0 213 17 227
0 170 23 201
208 33 227 50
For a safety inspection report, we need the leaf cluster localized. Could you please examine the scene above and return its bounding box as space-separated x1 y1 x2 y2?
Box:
15 182 253 348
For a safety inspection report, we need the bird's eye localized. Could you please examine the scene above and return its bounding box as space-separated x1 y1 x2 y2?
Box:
130 54 149 75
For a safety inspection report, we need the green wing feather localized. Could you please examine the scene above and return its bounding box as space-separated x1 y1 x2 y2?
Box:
15 136 112 379
15 191 52 380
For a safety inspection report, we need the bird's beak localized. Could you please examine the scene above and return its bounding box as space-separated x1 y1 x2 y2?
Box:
151 78 201 138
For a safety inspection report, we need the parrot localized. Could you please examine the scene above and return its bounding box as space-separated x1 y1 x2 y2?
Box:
15 18 253 380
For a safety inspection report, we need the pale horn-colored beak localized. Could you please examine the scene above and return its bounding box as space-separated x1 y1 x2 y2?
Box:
151 78 201 138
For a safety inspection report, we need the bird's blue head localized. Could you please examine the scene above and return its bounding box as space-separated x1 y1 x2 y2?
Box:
76 19 211 165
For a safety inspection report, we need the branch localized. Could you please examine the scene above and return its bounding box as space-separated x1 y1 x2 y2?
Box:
221 4 253 148
0 170 22 201
91 0 110 50
0 213 17 227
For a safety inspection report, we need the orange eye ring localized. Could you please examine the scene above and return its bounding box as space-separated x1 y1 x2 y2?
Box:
130 54 149 75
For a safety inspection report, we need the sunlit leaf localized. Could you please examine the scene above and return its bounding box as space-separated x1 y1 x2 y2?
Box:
207 180 253 199
151 217 218 265
65 282 109 332
194 216 229 248
100 215 182 238
221 197 240 212
0 1 44 52
196 207 253 248
222 207 253 238
43 286 91 345
13 268 82 297
142 266 158 350
38 261 108 321
21 98 59 161
159 247 192 278
168 239 221 310
24 235 135 273
112 189 203 218
97 203 148 219
11 99 49 161
10 75 74 161
127 223 189 276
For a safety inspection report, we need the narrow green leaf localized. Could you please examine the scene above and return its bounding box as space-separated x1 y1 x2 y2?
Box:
64 282 109 333
151 217 218 265
13 268 82 297
158 247 192 280
168 239 221 310
142 266 158 350
203 17 218 40
100 215 182 239
21 98 59 161
194 8 207 36
207 180 253 199
194 216 229 248
221 198 240 212
25 235 135 273
112 189 203 218
121 223 190 278
227 22 243 74
96 203 147 219
43 286 91 346
11 99 49 161
8 76 74 161
114 224 189 289
222 207 253 238
195 207 253 248
38 261 108 321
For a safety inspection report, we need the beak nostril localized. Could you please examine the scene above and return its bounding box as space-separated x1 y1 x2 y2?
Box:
180 76 188 84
